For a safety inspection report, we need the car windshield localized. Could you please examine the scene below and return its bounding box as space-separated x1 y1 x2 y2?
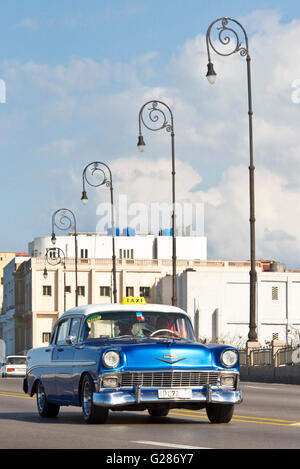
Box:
82 311 195 341
6 357 26 365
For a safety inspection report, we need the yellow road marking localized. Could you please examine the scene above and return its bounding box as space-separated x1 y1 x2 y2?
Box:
1 391 299 427
171 409 296 424
170 410 300 427
0 391 33 399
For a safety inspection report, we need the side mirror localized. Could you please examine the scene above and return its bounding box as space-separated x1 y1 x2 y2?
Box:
66 335 77 346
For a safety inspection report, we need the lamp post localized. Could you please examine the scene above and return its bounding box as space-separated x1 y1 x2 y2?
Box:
81 161 117 303
51 208 78 307
206 17 257 342
44 247 67 311
137 100 177 306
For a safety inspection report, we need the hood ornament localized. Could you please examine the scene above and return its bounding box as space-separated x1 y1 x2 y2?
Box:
156 355 186 364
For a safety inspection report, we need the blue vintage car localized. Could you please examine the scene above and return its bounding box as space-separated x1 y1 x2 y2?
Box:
23 298 242 424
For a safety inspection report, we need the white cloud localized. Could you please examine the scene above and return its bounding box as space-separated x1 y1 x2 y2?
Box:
38 139 78 158
13 18 38 30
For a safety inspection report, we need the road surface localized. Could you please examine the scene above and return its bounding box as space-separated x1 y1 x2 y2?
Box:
0 378 299 449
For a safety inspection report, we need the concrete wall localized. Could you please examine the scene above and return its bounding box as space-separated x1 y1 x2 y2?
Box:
240 365 300 385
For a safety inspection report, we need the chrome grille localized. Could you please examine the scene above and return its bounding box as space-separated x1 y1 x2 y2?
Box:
120 371 219 388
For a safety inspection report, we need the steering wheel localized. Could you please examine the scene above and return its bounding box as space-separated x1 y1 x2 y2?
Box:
150 329 179 337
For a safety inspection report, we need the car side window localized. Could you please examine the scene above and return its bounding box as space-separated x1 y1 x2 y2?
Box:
69 317 81 341
49 325 57 345
56 319 70 346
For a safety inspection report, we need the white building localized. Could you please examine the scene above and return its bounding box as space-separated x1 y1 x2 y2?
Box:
4 229 300 351
158 262 300 346
2 256 212 352
1 255 30 354
0 232 207 353
28 232 207 261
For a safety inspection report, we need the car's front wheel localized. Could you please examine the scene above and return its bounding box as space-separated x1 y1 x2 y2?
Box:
206 403 234 423
36 381 60 418
81 374 108 424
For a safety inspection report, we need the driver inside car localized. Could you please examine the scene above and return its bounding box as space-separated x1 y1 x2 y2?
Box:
155 316 180 337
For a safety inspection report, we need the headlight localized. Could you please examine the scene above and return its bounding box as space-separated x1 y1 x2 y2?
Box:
221 349 238 367
102 350 120 369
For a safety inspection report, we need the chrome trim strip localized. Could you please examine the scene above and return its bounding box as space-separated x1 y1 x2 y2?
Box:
27 361 96 373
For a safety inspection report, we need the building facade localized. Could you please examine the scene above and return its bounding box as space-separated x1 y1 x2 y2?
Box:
4 256 210 352
1 232 207 353
0 252 28 313
158 261 300 346
1 255 30 354
28 232 207 262
4 230 300 352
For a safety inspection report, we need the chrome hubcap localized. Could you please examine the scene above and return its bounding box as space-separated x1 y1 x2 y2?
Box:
83 381 92 417
37 383 45 411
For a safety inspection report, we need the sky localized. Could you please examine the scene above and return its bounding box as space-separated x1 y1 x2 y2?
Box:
1 0 300 268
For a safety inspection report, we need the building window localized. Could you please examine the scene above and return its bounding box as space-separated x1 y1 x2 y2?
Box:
42 332 51 343
80 249 88 259
140 286 150 298
78 286 85 296
43 286 52 296
100 286 111 297
119 249 134 259
65 286 71 293
49 248 58 259
126 286 134 296
272 286 279 301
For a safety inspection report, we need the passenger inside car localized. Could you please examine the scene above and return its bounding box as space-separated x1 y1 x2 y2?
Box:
117 321 133 336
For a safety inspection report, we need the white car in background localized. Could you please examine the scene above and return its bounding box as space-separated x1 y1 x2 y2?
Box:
2 356 27 377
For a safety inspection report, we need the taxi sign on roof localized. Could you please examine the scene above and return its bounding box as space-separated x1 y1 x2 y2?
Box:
121 296 147 305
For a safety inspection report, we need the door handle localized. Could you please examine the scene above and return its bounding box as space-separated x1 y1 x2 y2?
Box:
45 349 51 352
57 348 64 352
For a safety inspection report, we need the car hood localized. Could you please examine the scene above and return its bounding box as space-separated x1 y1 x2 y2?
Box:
110 339 213 370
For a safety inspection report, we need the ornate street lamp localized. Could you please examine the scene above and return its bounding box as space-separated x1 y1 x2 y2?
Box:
44 247 67 311
206 17 257 342
51 208 78 307
81 161 117 303
137 100 177 306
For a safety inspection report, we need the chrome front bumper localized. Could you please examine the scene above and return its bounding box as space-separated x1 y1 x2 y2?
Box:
93 386 243 408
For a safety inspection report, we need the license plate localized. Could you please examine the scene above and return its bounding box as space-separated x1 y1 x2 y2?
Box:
158 389 192 399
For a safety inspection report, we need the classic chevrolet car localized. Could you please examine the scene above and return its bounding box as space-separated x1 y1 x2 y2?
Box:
23 298 242 424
